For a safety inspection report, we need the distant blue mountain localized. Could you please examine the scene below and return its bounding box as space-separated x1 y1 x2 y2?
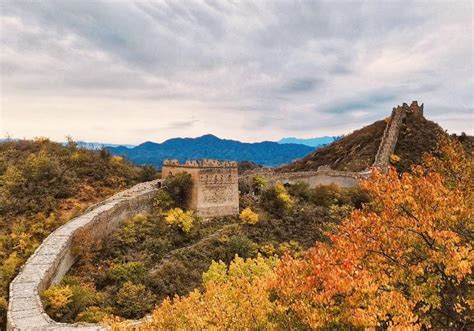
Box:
0 138 136 150
107 134 314 168
278 136 338 147
74 141 136 150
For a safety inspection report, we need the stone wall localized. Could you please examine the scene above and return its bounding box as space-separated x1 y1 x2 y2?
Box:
7 180 161 331
162 159 239 218
373 101 423 169
240 168 361 189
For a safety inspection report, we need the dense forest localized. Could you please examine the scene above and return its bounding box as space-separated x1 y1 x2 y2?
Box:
0 138 157 328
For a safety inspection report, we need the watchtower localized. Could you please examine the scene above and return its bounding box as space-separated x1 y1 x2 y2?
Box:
162 159 239 218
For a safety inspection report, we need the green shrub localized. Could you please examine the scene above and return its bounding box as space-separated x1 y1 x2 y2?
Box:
114 282 154 319
261 182 294 215
252 175 268 195
152 190 175 212
163 173 193 209
287 181 312 201
226 235 258 261
75 306 111 323
106 262 147 285
238 178 252 194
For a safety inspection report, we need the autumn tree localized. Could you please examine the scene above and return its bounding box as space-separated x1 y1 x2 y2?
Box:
239 207 259 224
108 255 280 330
273 136 473 329
252 174 268 195
165 208 194 233
261 182 294 215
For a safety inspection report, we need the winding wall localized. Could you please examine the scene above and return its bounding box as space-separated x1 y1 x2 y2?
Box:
7 180 161 331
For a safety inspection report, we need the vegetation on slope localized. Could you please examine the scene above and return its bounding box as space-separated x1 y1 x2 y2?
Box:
44 174 369 323
280 119 386 172
0 138 157 328
394 112 471 172
280 112 471 173
111 135 472 330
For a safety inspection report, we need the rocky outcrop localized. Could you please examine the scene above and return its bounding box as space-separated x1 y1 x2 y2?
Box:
7 180 161 331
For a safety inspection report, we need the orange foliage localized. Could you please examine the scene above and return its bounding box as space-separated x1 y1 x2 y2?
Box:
103 136 471 330
273 137 473 329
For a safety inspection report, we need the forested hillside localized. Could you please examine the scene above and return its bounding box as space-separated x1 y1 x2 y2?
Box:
107 134 314 167
0 138 157 328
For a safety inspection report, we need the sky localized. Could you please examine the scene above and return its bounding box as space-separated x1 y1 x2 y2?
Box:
1 0 473 144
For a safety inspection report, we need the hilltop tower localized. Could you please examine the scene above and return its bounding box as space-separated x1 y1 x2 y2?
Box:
162 159 239 218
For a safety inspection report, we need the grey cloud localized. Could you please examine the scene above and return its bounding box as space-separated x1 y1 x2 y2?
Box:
321 92 399 115
1 0 472 143
165 120 199 130
280 78 323 94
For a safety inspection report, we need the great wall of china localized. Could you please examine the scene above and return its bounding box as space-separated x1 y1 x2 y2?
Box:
7 101 423 330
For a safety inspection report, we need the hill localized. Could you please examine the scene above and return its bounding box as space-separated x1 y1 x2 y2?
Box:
108 134 315 168
280 108 471 173
0 138 156 328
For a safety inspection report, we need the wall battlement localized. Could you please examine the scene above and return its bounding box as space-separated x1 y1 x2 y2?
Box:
163 159 238 168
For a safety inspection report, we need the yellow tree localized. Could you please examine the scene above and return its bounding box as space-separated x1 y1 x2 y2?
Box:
274 136 473 329
165 208 194 233
108 255 280 330
239 207 259 225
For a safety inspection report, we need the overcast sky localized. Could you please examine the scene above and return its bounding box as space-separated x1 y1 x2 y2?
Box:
1 0 472 144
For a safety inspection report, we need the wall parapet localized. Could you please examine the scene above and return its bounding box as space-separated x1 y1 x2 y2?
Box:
239 168 362 189
163 159 238 168
7 180 161 331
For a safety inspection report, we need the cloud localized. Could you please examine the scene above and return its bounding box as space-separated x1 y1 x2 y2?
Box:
320 92 399 115
0 0 472 144
280 78 323 94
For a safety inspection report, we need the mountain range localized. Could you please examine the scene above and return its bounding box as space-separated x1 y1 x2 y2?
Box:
278 136 338 147
107 134 315 168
